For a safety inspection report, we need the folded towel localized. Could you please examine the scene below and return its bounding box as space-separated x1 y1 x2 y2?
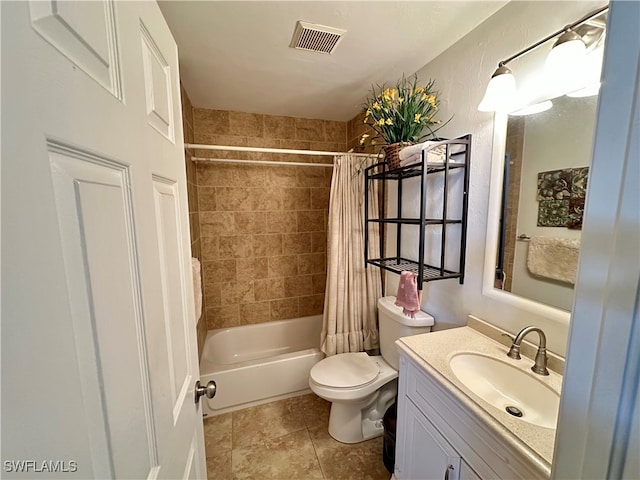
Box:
395 271 423 318
399 141 448 164
192 257 203 322
527 236 580 285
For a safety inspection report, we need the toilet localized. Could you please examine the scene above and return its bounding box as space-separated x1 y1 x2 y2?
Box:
309 296 434 443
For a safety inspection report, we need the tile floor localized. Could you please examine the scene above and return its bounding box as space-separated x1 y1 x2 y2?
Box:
203 393 391 480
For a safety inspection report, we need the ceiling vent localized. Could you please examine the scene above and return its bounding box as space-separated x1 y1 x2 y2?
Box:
290 21 345 54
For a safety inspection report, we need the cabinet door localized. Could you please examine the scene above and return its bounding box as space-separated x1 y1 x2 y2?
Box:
396 400 462 480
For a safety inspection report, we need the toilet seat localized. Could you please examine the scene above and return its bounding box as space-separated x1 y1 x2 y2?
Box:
310 352 379 389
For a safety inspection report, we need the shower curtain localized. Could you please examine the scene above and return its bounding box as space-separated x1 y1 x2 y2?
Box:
321 154 382 356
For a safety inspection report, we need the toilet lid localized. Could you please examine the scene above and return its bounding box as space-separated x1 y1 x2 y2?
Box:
310 352 380 388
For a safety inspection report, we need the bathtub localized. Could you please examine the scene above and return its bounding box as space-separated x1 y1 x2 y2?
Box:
199 315 324 416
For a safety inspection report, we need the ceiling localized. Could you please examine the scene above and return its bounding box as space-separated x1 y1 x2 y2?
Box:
159 1 508 121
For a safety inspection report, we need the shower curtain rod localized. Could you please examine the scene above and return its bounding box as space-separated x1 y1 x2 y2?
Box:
192 157 335 168
185 143 375 158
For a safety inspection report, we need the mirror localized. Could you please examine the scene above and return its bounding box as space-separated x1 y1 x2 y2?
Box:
482 8 607 322
494 95 598 311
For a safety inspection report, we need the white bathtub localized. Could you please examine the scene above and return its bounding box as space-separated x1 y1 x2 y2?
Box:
200 315 324 416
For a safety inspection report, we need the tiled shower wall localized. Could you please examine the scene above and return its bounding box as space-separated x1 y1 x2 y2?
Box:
191 109 347 330
181 86 207 356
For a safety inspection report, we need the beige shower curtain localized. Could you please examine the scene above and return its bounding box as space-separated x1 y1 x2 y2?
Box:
321 154 382 356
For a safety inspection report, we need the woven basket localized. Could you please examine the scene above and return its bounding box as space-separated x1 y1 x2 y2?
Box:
382 143 410 170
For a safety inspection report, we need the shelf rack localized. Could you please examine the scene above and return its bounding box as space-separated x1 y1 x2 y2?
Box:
364 135 472 290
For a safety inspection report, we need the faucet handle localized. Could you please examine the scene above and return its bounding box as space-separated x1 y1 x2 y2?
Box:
501 333 514 342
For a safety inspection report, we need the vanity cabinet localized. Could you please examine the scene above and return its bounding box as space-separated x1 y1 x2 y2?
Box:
364 135 471 290
395 351 547 480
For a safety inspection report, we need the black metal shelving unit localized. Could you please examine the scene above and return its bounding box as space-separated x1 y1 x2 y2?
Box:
364 134 472 290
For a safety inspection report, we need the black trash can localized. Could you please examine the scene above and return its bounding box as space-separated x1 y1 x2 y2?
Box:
382 401 397 474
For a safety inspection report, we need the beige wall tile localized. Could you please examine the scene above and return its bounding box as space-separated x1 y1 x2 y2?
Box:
268 255 299 278
282 233 311 255
200 211 235 237
312 274 326 294
194 109 230 135
266 211 297 234
298 253 326 275
239 302 271 324
204 283 221 307
198 186 216 211
253 279 272 302
216 187 253 211
250 188 282 211
268 277 285 300
310 188 330 210
324 120 347 144
228 111 264 137
270 298 299 321
252 234 283 257
297 211 325 233
220 281 255 305
284 275 313 297
264 115 296 139
310 231 327 253
219 235 253 259
282 188 311 210
204 260 237 284
236 257 269 281
206 305 240 330
299 294 324 316
201 236 218 260
296 167 327 188
295 118 326 142
264 168 298 188
234 212 267 234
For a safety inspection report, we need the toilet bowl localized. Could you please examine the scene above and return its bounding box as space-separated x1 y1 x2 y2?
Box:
309 296 434 443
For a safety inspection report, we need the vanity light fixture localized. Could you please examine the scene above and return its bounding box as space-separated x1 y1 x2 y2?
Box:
478 5 608 113
509 100 553 117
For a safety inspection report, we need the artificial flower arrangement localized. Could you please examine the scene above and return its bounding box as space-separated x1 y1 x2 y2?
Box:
360 74 449 167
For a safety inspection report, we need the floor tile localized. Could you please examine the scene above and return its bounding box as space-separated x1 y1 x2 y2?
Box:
309 426 390 480
295 393 331 429
204 412 233 456
231 397 307 448
232 429 323 480
206 450 232 480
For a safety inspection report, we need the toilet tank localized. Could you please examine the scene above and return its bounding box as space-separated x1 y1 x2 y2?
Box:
377 296 434 370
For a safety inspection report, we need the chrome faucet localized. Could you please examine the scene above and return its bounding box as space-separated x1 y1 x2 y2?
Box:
506 326 549 376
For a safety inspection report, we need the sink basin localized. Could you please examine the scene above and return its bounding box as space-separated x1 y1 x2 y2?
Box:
449 353 559 429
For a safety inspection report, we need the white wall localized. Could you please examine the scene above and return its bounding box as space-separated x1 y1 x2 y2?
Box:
511 95 598 310
386 1 602 356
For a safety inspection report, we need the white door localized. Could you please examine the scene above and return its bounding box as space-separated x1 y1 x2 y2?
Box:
1 1 206 479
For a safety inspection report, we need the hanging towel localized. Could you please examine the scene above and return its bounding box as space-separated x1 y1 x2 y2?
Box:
395 271 423 318
527 236 580 285
192 257 203 322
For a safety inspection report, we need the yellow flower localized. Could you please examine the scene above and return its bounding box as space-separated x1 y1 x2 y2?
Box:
427 95 437 107
421 93 428 101
385 118 393 125
371 139 377 145
414 113 422 123
377 119 385 126
360 133 370 145
398 97 404 103
416 87 424 94
366 108 372 116
373 101 381 110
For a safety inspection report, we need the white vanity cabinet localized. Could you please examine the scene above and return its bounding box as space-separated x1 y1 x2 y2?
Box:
395 350 548 480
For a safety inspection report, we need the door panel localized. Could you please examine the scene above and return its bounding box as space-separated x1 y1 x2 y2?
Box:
28 0 122 99
2 1 204 478
49 143 157 479
153 177 192 421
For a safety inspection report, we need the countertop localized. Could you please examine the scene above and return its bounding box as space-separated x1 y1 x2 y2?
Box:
397 326 563 477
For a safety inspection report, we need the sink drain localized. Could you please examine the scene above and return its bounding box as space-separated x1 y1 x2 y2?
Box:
505 405 523 417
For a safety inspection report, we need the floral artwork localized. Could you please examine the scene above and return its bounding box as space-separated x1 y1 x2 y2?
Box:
537 167 589 228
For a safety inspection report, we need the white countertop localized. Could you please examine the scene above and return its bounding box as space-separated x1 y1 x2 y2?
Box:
397 326 563 477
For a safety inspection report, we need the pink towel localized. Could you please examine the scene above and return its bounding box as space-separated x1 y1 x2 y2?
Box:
395 272 423 318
